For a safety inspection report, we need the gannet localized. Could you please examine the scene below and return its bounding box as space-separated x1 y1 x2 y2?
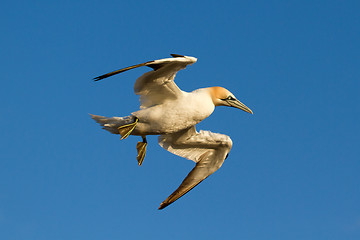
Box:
91 54 253 209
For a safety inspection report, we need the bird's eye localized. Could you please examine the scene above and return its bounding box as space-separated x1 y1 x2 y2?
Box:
221 96 235 101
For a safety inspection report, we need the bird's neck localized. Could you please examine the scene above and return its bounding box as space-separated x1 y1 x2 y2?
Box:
206 87 224 106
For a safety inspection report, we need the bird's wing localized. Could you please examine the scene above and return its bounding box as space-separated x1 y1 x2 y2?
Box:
93 54 197 108
158 126 233 209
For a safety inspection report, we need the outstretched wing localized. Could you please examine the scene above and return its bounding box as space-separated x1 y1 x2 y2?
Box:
158 127 233 209
93 54 197 108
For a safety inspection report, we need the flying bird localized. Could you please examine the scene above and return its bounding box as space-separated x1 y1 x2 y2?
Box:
91 54 253 209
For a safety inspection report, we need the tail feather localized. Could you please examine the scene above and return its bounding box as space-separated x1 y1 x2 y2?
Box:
90 114 134 134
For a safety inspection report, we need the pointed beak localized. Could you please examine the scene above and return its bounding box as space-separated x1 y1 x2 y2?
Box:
227 99 253 114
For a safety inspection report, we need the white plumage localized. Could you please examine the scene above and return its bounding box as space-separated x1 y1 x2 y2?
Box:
91 54 253 209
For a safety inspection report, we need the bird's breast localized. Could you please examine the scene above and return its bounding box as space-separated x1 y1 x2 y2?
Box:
132 91 215 135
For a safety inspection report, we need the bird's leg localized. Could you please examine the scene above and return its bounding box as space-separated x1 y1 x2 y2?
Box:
136 136 147 166
117 117 138 140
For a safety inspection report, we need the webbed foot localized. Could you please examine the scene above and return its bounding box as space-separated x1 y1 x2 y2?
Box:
136 137 147 166
118 118 138 140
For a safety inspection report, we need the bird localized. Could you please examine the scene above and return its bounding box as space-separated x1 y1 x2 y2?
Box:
91 54 253 209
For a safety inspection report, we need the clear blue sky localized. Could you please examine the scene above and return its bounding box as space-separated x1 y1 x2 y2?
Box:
1 0 359 239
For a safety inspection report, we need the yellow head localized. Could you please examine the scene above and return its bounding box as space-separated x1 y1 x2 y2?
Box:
208 86 253 114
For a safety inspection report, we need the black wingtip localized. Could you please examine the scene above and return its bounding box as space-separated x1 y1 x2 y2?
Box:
92 71 120 81
170 54 185 58
158 203 168 210
93 73 110 81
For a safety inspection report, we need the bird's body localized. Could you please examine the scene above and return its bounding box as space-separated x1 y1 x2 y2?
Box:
91 54 253 209
132 88 214 135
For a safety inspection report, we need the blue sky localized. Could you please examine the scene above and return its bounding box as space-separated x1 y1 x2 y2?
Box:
1 0 359 239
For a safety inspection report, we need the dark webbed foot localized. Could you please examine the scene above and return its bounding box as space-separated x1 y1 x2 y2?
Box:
136 137 147 166
118 117 138 140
